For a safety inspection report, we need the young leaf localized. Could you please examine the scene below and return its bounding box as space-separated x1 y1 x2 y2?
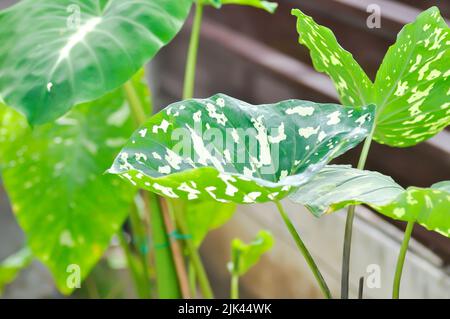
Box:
292 7 450 147
228 230 274 276
109 94 375 204
174 200 237 247
0 77 142 294
374 7 450 147
291 9 374 107
0 0 192 124
203 0 278 13
289 165 404 217
290 166 450 238
0 248 32 295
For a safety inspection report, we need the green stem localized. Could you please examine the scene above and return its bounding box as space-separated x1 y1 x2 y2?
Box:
117 231 148 298
275 201 332 299
128 203 152 298
231 274 239 299
170 200 214 299
188 261 197 298
183 1 204 100
123 79 181 298
123 81 147 124
393 221 414 299
146 193 182 298
341 130 374 299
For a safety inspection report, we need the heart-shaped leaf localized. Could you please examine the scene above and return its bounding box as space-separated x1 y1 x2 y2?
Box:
292 7 450 147
0 248 32 295
0 0 192 124
203 0 278 13
290 166 450 238
0 74 145 294
228 230 274 276
109 94 375 204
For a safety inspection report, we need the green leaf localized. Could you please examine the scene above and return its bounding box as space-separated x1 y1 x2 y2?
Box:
203 0 278 13
228 230 274 276
292 7 450 147
290 166 450 238
0 0 192 125
291 9 374 107
374 183 450 238
0 248 33 295
289 165 405 217
374 7 450 147
0 76 142 294
433 181 450 193
174 200 237 247
109 94 375 204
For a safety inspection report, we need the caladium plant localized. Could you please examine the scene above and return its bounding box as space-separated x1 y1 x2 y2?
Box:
0 0 447 300
109 94 375 203
109 93 375 298
292 6 450 298
292 7 450 148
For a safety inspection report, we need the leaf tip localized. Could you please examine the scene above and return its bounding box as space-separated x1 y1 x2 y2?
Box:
291 8 302 17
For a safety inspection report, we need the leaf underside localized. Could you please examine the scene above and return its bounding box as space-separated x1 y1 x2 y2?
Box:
292 7 450 148
109 94 375 204
0 0 192 124
0 74 148 294
289 165 405 217
290 166 450 238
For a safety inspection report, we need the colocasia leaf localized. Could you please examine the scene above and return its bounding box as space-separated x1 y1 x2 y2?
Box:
292 7 450 147
0 75 144 294
0 248 32 295
203 0 278 13
290 166 450 238
109 94 375 204
228 230 274 276
0 0 192 124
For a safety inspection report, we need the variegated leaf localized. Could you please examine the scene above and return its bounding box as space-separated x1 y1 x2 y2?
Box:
290 166 450 238
289 165 404 217
292 7 450 148
374 7 450 147
109 94 375 204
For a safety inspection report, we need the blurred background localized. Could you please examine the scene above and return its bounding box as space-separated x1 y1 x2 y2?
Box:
1 0 449 298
